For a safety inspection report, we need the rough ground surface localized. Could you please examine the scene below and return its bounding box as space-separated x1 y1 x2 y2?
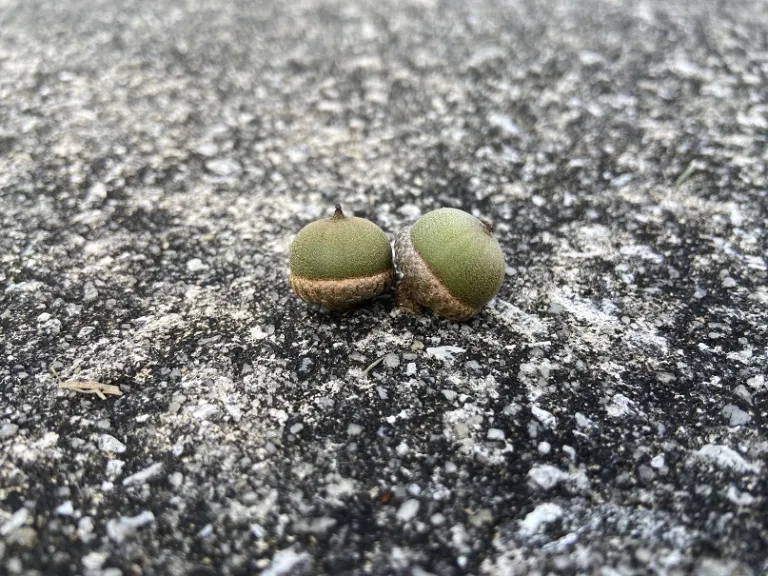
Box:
1 0 767 574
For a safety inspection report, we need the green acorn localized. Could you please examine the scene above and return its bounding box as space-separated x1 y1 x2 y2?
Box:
290 205 394 311
394 208 505 320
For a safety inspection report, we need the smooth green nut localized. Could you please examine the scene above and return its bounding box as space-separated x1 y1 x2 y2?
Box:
290 205 394 311
395 208 505 320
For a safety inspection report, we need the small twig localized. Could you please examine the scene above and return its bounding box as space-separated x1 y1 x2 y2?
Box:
675 160 698 190
58 381 123 400
53 368 122 400
362 354 387 379
525 340 552 348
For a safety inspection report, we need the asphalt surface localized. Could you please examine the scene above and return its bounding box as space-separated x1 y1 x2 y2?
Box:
1 0 767 574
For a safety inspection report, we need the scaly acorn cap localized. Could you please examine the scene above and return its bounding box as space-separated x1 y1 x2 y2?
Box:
290 205 394 311
395 208 505 320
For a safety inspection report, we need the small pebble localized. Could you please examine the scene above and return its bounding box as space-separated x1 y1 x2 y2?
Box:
186 258 208 273
396 499 420 522
106 460 125 477
0 423 19 438
106 511 155 543
383 353 400 369
82 552 109 570
205 158 242 176
169 472 184 488
98 434 126 454
55 501 74 516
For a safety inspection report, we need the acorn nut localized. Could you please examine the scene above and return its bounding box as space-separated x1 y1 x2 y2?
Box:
290 205 394 311
394 208 505 320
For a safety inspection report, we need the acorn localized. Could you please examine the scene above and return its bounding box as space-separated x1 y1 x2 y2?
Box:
394 208 505 320
290 205 394 311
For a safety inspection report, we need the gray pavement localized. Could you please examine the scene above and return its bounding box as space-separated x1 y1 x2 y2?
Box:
1 0 767 574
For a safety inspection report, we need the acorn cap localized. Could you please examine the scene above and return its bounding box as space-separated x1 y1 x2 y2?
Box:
395 208 505 320
290 205 394 311
291 205 392 280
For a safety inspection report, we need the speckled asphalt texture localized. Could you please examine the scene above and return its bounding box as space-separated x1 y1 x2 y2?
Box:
1 0 767 574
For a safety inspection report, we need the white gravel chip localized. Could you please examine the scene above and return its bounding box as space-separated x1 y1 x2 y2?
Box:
398 204 422 218
193 403 218 420
487 111 521 135
606 393 635 418
695 444 760 474
574 413 594 430
397 499 421 522
527 464 570 491
293 517 337 534
106 511 155 543
726 486 755 506
205 157 242 176
106 459 125 478
519 502 564 536
531 406 557 429
250 324 274 340
186 258 208 273
442 389 458 401
426 346 466 362
650 455 666 469
383 352 400 369
746 375 765 390
98 434 126 454
0 508 29 535
169 472 184 488
83 282 99 301
55 501 74 516
0 423 19 438
261 547 311 576
722 404 751 427
122 462 164 486
82 551 109 570
196 142 219 157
